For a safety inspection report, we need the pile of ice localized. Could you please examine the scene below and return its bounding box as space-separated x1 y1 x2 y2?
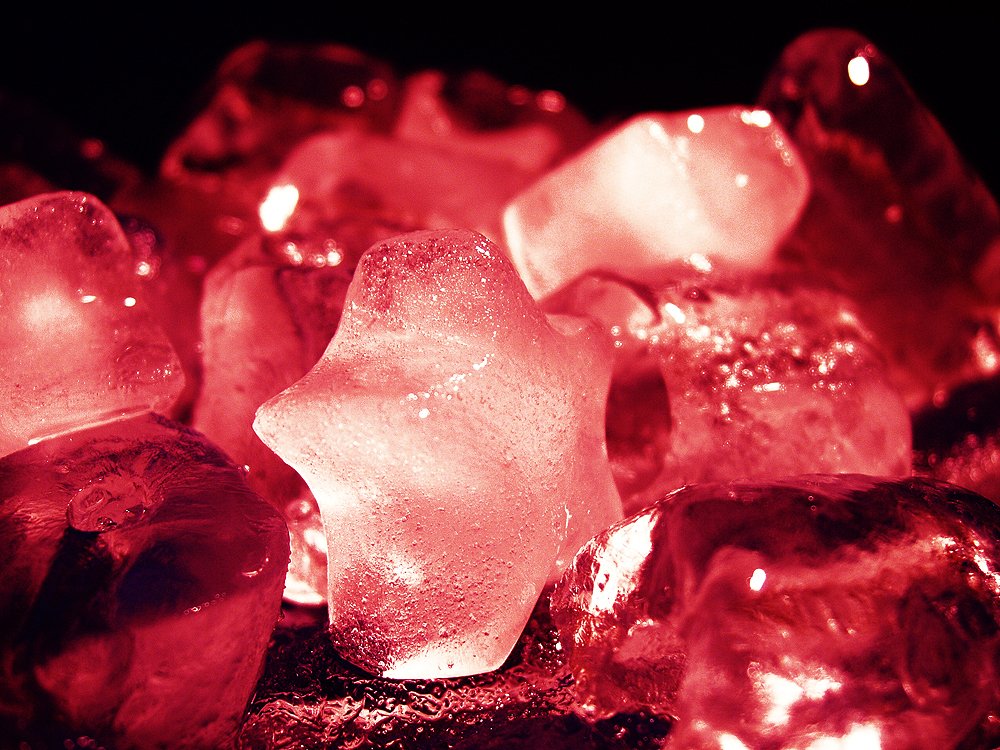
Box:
2 28 999 750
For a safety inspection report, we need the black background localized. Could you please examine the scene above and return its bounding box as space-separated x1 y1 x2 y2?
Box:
0 7 995 192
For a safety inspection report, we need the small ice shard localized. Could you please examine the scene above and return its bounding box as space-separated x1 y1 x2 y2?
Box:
0 192 184 457
0 412 290 749
759 28 1000 409
544 267 911 514
195 236 358 605
254 229 622 679
503 107 809 298
394 69 594 172
551 475 1000 749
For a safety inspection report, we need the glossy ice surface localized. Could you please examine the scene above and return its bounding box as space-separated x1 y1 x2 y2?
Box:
255 229 622 678
551 475 1000 749
196 237 356 605
503 107 809 299
0 192 183 457
0 413 290 749
759 29 1000 409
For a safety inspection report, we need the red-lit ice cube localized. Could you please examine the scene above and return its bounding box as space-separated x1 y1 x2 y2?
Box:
759 28 1000 409
0 412 290 749
162 41 399 190
544 267 911 514
195 237 359 605
394 69 594 172
503 107 809 299
0 192 184 457
112 42 401 292
261 129 537 247
254 229 622 678
551 475 1000 749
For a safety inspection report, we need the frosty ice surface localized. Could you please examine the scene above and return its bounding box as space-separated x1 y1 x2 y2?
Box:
551 475 1000 749
0 192 184 457
254 229 622 678
545 267 911 513
503 107 809 299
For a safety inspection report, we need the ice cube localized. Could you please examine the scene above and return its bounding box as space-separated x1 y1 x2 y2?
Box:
161 41 399 189
254 229 622 679
111 42 401 311
394 69 594 172
544 267 911 514
263 129 538 247
550 475 1000 749
197 116 552 605
195 237 357 605
0 192 184 457
0 412 290 749
503 107 810 299
759 29 1000 409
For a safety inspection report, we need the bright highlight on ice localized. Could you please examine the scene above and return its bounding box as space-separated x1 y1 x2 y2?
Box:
259 183 300 232
848 55 870 86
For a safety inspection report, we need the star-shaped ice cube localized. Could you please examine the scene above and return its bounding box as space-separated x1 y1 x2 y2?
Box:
254 229 622 678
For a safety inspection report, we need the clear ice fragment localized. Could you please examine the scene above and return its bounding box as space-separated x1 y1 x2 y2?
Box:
195 237 357 605
0 192 184 457
0 412 290 749
394 69 594 172
161 41 399 189
263 130 538 246
544 267 911 514
551 475 1000 750
759 28 1000 408
503 107 809 298
254 229 622 678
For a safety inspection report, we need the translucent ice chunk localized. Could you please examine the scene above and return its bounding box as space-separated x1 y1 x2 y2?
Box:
111 42 401 324
0 192 184 457
0 412 290 749
544 268 911 514
264 129 537 246
195 237 357 605
551 475 1000 749
254 229 622 679
503 107 810 298
161 41 399 188
759 29 1000 408
394 69 594 172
